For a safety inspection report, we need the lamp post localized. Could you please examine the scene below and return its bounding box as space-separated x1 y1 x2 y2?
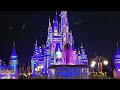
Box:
91 56 108 79
91 60 96 79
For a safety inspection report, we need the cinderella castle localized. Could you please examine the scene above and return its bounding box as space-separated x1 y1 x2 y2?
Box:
31 11 88 77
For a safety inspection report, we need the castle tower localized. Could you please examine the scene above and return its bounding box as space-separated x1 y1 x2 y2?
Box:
80 42 88 66
47 17 52 44
59 11 69 47
71 41 77 64
48 17 52 34
52 12 58 35
114 43 120 78
31 39 40 76
9 42 18 78
77 48 82 64
55 43 62 65
43 44 51 75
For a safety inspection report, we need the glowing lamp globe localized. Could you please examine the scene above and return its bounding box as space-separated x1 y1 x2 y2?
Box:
91 63 95 68
35 68 38 71
103 60 108 65
92 61 96 65
40 65 43 69
118 69 120 72
37 66 41 69
56 51 62 59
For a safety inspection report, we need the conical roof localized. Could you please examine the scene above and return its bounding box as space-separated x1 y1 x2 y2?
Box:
55 43 62 52
114 43 120 59
10 42 17 59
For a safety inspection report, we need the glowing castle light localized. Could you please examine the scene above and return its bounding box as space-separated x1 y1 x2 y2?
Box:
31 11 88 77
0 42 18 79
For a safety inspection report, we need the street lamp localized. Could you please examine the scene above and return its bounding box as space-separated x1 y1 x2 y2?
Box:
91 61 96 68
90 60 96 79
92 56 108 74
103 60 108 65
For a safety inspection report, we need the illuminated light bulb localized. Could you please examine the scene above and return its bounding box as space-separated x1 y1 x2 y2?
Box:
118 69 120 72
37 66 41 69
91 61 96 67
35 68 38 71
91 64 95 68
41 66 43 69
13 77 15 79
103 60 108 65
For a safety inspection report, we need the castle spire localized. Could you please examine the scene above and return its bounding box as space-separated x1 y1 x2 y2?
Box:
48 16 51 30
117 42 119 47
55 12 58 22
56 12 57 15
81 42 85 55
13 42 15 47
81 42 83 48
115 42 120 55
49 16 51 25
10 42 17 60
78 47 80 52
36 39 37 46
53 19 55 23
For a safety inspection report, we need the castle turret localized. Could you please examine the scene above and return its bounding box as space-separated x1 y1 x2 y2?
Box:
81 42 85 54
9 42 18 78
80 42 88 66
59 11 68 26
55 43 62 65
55 12 58 24
114 43 120 77
31 39 40 76
42 44 51 75
48 17 52 43
53 13 58 36
39 46 42 56
60 11 68 47
34 39 39 55
77 48 82 64
48 17 51 33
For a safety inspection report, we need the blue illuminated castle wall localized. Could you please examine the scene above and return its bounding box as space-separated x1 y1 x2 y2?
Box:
31 11 88 76
113 43 120 78
0 43 18 79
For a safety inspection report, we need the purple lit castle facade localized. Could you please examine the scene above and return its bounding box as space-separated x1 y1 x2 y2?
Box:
113 43 120 78
0 43 18 79
31 11 88 77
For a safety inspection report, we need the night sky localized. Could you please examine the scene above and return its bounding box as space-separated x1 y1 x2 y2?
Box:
0 11 120 64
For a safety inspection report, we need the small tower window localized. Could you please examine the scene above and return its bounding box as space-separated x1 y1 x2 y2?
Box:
54 30 58 36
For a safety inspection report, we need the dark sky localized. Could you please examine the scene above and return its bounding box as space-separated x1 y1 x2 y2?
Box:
0 11 119 64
